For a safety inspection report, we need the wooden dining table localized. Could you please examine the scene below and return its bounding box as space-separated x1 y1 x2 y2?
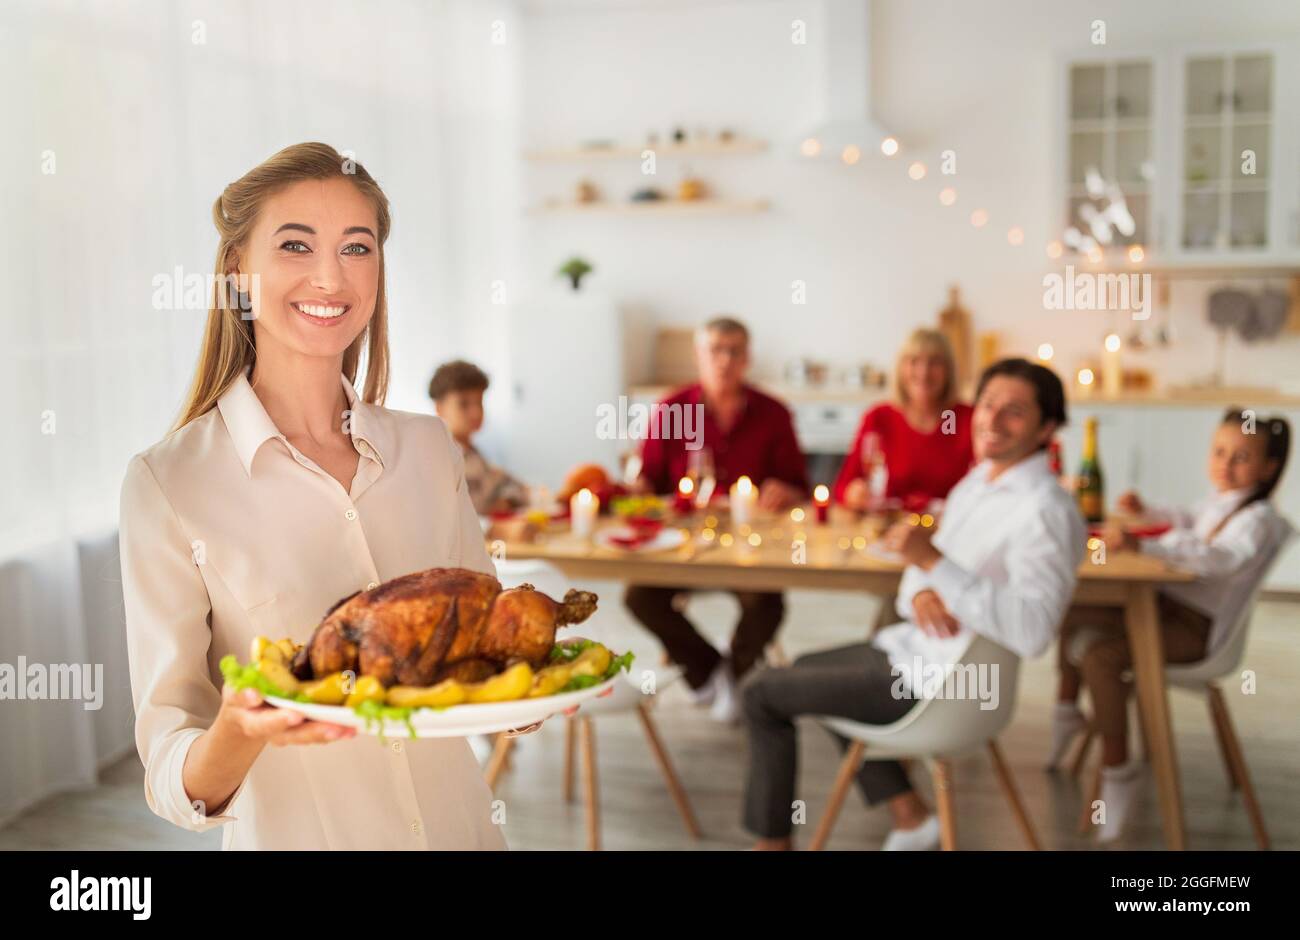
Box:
496 507 1197 850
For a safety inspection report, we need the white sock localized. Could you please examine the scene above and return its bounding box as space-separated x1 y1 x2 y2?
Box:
709 660 741 725
882 814 941 851
685 662 719 707
1095 760 1143 844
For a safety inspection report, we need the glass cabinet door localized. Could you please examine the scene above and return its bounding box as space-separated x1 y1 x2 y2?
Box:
1180 53 1273 251
1065 60 1153 256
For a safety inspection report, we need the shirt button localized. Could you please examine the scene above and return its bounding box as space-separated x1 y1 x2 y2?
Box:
367 581 379 591
391 740 403 754
410 819 422 835
345 508 357 521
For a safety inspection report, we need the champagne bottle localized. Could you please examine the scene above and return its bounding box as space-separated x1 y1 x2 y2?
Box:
1076 417 1104 523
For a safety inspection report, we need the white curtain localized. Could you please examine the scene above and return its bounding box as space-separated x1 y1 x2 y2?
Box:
0 0 520 824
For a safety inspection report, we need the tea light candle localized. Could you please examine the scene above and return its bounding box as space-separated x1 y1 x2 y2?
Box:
675 476 695 514
730 475 757 527
1076 367 1096 398
813 484 830 524
570 487 598 540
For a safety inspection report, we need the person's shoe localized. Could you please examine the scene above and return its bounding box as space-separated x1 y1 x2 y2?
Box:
882 814 941 851
684 667 718 707
1046 701 1088 770
709 661 741 725
1095 761 1143 844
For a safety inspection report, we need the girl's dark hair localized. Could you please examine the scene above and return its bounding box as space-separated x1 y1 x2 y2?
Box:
1222 407 1291 505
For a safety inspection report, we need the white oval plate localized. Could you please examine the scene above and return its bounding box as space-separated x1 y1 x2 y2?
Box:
263 673 621 738
594 526 688 553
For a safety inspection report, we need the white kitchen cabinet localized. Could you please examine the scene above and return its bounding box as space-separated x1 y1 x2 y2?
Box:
1057 43 1300 265
1172 48 1300 259
1063 57 1156 251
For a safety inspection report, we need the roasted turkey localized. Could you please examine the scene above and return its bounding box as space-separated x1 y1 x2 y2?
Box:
291 567 598 687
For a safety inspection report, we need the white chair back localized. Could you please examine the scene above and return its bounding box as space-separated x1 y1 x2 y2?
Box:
1167 521 1294 687
822 633 1022 758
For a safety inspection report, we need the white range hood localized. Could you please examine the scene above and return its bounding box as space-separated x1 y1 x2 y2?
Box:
800 0 895 159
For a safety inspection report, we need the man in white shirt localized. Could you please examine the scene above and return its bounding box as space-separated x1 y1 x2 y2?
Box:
742 359 1085 851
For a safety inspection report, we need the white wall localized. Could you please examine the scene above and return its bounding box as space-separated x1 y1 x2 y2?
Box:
507 0 1300 396
2 0 524 533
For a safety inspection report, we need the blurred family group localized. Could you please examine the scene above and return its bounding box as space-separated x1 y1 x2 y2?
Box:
431 316 1292 851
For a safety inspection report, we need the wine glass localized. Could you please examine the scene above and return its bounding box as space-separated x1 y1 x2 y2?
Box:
688 447 716 509
859 432 888 509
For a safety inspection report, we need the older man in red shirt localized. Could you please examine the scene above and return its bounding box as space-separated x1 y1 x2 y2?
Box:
629 317 808 722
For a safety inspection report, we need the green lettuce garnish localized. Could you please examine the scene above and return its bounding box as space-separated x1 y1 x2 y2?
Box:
554 646 636 693
219 653 309 702
353 697 417 740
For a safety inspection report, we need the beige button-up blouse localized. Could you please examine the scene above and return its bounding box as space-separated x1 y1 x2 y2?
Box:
118 368 507 850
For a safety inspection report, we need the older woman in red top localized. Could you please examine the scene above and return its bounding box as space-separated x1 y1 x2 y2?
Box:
834 328 973 514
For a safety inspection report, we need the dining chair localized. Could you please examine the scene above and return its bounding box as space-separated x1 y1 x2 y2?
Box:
807 635 1041 851
1068 533 1292 849
486 668 702 851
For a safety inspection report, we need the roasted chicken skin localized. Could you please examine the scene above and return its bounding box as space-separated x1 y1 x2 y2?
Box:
291 567 598 687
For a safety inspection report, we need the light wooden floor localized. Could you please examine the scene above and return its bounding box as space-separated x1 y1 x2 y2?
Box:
3 587 1296 851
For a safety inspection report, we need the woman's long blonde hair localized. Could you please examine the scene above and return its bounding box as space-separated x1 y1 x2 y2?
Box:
171 142 392 432
893 327 957 406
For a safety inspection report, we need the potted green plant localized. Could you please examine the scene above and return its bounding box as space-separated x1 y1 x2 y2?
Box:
558 257 593 291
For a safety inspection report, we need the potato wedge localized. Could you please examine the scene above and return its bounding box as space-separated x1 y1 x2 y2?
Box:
250 636 278 663
569 644 612 678
464 662 534 703
387 680 468 710
298 672 349 705
528 663 573 698
256 656 300 695
274 638 298 661
344 674 385 708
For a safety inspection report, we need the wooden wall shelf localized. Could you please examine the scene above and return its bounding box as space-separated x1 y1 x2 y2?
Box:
532 199 770 216
525 140 767 162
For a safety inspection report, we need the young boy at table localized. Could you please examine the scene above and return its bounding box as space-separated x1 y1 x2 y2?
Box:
429 359 533 542
741 359 1084 850
627 316 809 724
1051 408 1292 842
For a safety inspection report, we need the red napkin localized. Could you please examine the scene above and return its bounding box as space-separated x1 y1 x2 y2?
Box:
1088 522 1172 540
624 516 665 536
606 527 659 549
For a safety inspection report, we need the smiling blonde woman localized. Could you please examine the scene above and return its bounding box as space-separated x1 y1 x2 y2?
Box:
118 143 507 850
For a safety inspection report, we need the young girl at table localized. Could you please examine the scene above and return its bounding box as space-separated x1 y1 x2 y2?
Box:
1050 408 1292 841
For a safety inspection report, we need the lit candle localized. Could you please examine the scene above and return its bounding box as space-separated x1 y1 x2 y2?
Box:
1077 367 1096 398
570 487 598 540
675 476 695 514
1102 333 1122 398
730 475 757 527
813 484 830 524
